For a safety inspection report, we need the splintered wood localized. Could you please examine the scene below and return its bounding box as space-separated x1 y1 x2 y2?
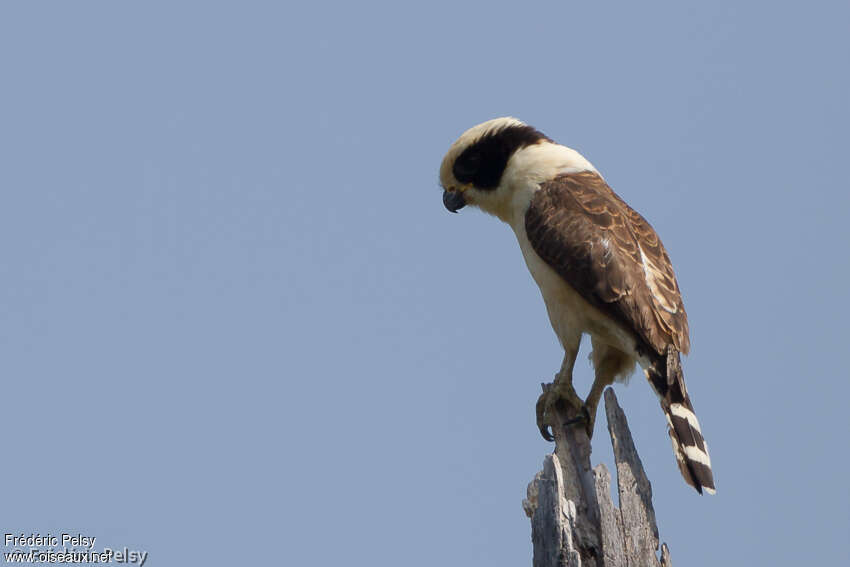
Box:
523 389 673 567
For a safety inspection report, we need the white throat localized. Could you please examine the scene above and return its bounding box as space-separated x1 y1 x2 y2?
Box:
471 142 597 226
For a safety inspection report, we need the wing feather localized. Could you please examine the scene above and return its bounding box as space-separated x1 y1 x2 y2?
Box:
524 172 689 355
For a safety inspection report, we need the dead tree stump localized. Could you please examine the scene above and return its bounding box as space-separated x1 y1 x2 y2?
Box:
522 388 673 567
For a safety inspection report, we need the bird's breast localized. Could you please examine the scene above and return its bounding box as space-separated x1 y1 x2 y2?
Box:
510 210 640 356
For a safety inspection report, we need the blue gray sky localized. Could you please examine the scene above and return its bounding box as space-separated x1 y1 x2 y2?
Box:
2 1 848 565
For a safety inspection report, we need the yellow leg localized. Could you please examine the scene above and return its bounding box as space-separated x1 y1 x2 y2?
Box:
584 341 635 437
536 345 583 441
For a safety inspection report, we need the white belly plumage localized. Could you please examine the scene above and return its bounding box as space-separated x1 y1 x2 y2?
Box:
510 217 647 372
496 151 649 374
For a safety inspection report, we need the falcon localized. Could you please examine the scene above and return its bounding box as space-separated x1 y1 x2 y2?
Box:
438 117 715 494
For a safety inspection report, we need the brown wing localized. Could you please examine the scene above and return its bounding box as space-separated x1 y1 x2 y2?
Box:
524 171 689 355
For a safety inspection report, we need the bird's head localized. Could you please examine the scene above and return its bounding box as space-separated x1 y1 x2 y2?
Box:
439 117 596 223
439 117 547 220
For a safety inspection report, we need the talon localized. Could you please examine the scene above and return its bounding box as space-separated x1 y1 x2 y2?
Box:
536 386 555 441
563 410 587 428
567 404 596 437
562 405 593 436
536 381 583 441
584 405 596 438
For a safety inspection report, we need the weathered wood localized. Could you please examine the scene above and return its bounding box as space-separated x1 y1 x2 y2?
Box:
604 388 661 566
523 388 672 567
525 454 581 567
593 464 626 567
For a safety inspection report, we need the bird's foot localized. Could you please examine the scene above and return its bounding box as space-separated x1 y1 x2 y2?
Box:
535 381 587 441
573 404 596 438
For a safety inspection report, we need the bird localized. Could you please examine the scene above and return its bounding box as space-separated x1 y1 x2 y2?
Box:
438 117 715 494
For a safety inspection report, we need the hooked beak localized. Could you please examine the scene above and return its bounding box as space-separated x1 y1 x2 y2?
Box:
442 189 466 213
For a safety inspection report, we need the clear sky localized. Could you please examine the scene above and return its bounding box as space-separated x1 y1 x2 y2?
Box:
2 1 848 565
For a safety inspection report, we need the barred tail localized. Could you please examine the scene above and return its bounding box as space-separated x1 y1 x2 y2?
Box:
646 346 715 495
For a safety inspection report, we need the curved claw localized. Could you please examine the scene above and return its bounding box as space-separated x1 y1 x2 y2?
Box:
536 389 555 442
563 405 590 427
537 381 596 440
563 405 594 438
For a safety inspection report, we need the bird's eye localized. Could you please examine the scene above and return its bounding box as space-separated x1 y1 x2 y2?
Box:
454 150 481 182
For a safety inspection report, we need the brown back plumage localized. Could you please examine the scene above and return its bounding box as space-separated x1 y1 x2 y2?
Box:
525 171 715 494
524 171 689 357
